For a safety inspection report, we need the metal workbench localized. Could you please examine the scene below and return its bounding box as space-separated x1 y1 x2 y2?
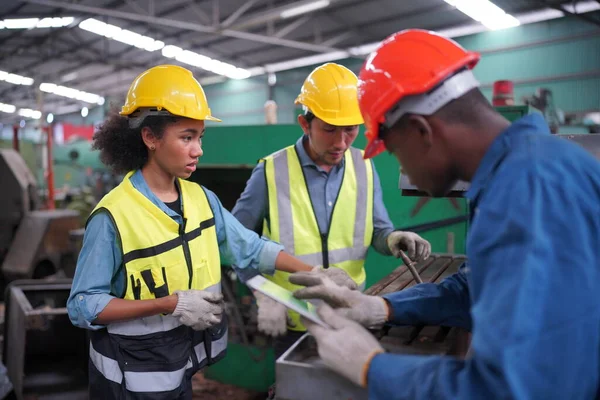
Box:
275 253 470 400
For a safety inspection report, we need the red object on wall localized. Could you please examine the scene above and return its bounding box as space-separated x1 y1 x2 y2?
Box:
62 123 95 142
492 80 515 106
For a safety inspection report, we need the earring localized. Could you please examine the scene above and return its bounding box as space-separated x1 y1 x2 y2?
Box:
150 146 155 151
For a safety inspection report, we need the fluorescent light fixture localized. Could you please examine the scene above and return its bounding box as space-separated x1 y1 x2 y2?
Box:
161 45 250 79
0 70 34 86
79 18 164 51
0 17 73 29
40 82 105 105
281 0 330 19
18 108 42 120
3 18 39 29
0 103 16 114
444 0 520 30
79 18 165 52
79 18 249 79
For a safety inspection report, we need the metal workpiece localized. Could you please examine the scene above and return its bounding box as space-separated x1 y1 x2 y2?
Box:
276 254 469 400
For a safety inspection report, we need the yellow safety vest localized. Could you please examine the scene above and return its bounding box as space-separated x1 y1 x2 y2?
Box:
86 171 226 398
261 145 374 331
90 171 221 299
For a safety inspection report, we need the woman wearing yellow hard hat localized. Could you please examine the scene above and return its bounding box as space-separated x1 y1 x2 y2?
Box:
66 64 320 399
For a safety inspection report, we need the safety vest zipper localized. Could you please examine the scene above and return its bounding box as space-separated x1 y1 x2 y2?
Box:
180 218 194 289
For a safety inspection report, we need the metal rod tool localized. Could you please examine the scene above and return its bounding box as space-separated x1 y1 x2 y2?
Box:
399 250 424 284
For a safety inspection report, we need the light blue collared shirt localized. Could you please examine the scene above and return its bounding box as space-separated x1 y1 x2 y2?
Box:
232 136 395 255
67 170 283 330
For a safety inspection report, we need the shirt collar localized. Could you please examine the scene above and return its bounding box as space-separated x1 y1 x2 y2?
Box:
294 135 345 172
129 169 182 219
465 113 549 202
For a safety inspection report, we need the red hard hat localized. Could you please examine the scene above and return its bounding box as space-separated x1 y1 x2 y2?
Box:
358 29 481 159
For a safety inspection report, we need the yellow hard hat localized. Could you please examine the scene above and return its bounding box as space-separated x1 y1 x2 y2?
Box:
295 63 364 126
120 64 221 122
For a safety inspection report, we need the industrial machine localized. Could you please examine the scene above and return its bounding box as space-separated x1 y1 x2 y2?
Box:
0 149 81 287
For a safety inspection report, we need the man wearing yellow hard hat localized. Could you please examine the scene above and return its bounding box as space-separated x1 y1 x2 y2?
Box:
232 62 431 359
66 64 338 399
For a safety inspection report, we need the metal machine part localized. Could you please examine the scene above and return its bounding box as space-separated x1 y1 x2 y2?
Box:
275 254 469 400
0 149 81 287
399 133 600 197
3 279 89 399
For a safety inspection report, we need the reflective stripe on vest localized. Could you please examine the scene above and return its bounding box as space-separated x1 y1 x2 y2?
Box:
262 145 374 331
88 285 228 398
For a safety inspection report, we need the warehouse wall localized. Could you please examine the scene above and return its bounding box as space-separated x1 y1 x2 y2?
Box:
203 13 600 127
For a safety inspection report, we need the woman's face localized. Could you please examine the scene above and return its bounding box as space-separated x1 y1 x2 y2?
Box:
150 118 205 179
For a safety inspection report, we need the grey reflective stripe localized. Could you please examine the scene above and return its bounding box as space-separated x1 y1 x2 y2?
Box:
211 331 228 358
273 150 295 251
296 246 368 266
107 282 222 336
271 148 369 266
89 343 123 384
350 147 368 249
194 341 207 364
124 364 188 392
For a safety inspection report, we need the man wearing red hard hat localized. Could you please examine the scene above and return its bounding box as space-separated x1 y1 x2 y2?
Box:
289 29 600 399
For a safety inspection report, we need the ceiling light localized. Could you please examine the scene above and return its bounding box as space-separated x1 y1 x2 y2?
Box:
19 120 25 128
18 108 42 120
79 18 250 80
47 113 54 124
0 103 16 114
444 0 520 30
281 0 330 19
79 18 165 52
0 17 73 29
81 107 88 117
39 82 105 105
0 70 34 86
3 18 39 29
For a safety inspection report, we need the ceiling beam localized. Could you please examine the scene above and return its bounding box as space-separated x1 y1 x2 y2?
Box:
221 0 261 28
23 0 342 53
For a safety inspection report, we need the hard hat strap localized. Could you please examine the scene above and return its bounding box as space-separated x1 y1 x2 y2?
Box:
128 108 174 129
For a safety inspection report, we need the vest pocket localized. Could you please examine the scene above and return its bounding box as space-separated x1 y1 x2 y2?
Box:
192 259 212 290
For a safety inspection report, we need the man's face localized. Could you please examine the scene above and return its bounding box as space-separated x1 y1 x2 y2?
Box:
299 115 359 166
383 116 456 197
150 118 205 179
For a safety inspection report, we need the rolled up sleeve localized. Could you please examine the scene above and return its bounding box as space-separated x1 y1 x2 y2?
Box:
67 212 120 330
206 189 283 279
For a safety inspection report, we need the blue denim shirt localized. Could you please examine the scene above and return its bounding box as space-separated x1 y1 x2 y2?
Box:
67 170 283 330
232 135 395 255
368 114 600 399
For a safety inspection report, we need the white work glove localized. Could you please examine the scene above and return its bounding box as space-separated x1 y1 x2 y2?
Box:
302 304 384 388
310 266 358 290
386 231 431 262
172 290 223 331
255 291 289 337
290 272 389 328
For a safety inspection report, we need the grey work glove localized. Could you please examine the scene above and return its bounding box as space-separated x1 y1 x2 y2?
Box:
255 291 289 337
302 304 384 388
387 231 431 262
310 266 358 290
172 290 223 331
290 273 389 328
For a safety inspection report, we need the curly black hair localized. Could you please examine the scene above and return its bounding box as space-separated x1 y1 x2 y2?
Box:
92 110 179 174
